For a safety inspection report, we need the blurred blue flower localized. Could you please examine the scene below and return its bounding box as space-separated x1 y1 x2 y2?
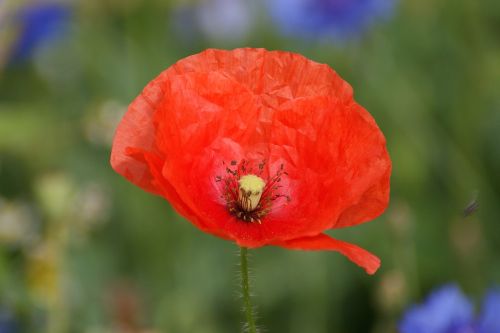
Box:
399 285 474 333
477 289 500 333
267 0 394 41
0 308 18 333
6 1 72 64
399 285 500 333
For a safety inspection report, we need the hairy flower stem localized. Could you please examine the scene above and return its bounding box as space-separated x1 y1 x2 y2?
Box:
240 247 257 333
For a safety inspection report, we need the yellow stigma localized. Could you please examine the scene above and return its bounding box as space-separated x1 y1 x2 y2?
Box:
238 174 266 212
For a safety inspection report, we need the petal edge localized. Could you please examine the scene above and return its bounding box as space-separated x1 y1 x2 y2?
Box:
272 233 380 274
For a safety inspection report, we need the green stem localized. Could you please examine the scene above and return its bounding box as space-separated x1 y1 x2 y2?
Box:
240 247 257 333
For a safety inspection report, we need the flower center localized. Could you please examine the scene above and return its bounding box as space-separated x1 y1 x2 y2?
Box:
216 159 291 224
238 174 265 212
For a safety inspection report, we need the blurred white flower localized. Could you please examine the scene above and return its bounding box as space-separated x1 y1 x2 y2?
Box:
84 100 126 147
0 197 38 247
196 0 255 42
72 182 111 231
171 0 256 43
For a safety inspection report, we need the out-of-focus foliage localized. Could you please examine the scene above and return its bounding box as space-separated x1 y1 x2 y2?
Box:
0 0 499 332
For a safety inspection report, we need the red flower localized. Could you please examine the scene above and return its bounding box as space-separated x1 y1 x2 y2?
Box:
111 48 391 274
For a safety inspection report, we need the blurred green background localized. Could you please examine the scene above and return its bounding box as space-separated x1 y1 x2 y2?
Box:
1 0 499 332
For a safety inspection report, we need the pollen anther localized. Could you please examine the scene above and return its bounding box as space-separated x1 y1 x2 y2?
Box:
238 174 266 212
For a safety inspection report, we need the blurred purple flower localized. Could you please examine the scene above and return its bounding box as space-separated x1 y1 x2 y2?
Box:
7 1 72 64
267 0 394 41
399 285 500 333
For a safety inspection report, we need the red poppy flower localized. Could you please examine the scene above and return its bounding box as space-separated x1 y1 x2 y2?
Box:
111 48 391 274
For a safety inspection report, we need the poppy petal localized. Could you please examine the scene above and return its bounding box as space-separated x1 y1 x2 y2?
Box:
273 233 381 274
110 73 168 195
124 147 228 237
332 103 391 228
